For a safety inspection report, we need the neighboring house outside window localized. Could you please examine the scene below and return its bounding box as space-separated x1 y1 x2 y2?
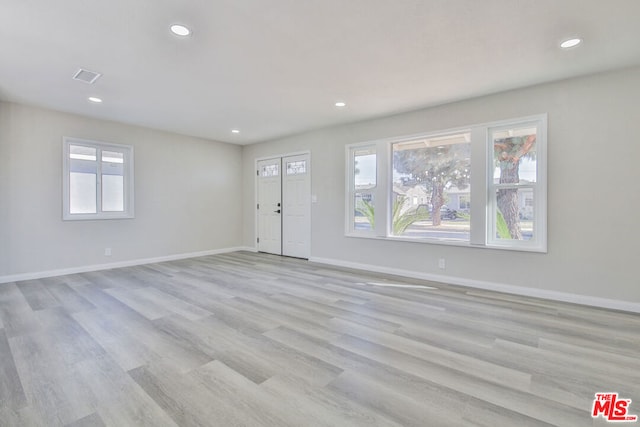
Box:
345 114 547 252
346 144 377 235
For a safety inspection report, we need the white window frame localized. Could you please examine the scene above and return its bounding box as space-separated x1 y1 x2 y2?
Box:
344 114 547 252
62 137 135 220
486 116 547 252
388 128 474 244
346 143 380 236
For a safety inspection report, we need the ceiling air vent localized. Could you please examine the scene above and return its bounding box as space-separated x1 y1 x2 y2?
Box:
72 68 102 84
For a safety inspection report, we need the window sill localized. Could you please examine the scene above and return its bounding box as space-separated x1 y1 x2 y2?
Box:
345 233 547 253
345 232 470 247
63 213 135 221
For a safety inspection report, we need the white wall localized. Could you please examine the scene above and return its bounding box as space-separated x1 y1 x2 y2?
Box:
242 66 640 304
0 102 243 277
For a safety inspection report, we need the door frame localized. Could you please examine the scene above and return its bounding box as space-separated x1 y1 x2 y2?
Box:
254 150 311 254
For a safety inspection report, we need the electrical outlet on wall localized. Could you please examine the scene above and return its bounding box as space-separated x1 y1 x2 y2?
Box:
438 258 446 269
104 248 112 256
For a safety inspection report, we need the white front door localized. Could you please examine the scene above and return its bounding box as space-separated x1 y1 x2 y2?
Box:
257 158 282 255
282 154 310 258
256 153 311 259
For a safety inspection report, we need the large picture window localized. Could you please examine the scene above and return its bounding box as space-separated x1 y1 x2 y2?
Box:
345 114 547 252
392 132 471 241
63 137 134 220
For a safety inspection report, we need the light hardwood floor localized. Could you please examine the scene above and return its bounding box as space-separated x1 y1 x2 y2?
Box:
1 251 638 426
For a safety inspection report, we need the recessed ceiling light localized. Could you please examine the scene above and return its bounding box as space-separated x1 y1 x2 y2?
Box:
231 129 240 134
335 101 346 107
170 24 191 36
560 38 582 49
88 97 102 103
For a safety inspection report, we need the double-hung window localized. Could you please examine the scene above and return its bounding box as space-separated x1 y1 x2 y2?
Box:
346 145 377 235
345 114 547 252
63 137 134 220
487 118 546 250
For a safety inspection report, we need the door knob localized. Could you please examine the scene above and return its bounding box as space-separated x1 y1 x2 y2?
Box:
274 209 281 213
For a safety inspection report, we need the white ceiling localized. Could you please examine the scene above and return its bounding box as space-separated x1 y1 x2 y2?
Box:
1 1 639 145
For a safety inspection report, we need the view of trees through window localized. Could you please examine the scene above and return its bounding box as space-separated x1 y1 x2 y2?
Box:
392 133 471 240
353 147 376 231
346 115 545 251
491 126 537 241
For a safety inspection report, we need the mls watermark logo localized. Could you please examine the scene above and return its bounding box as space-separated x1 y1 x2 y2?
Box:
592 393 638 422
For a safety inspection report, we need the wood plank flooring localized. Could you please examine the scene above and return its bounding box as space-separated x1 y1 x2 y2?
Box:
1 251 639 426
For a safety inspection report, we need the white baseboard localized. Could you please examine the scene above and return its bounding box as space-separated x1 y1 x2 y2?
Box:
5 249 638 314
309 256 640 314
0 246 251 284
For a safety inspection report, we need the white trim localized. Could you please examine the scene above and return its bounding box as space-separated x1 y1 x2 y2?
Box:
486 115 547 252
255 150 310 162
308 256 640 314
344 113 548 253
345 143 378 237
4 248 637 313
63 137 135 220
0 246 253 284
344 114 547 153
344 223 546 253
